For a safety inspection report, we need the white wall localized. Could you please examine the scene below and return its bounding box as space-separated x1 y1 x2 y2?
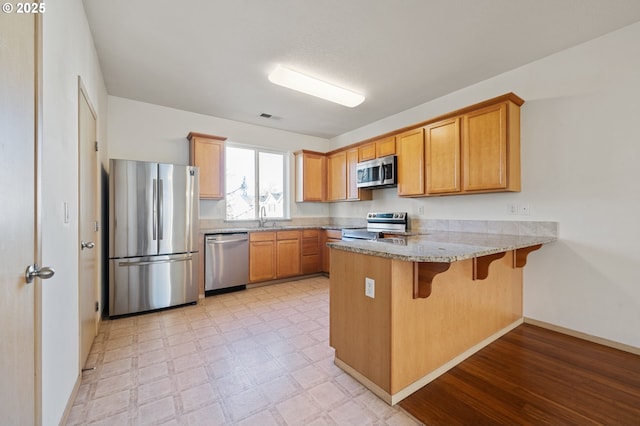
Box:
107 97 330 219
330 23 640 348
42 0 108 423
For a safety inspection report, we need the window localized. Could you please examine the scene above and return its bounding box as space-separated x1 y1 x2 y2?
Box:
225 144 288 221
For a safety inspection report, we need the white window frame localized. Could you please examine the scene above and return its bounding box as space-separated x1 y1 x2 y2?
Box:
224 142 290 221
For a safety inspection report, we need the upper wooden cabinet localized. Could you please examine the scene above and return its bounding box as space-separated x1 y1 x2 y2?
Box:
399 94 522 197
327 151 347 201
396 128 425 196
425 117 461 194
358 136 396 162
327 148 372 202
187 132 226 199
294 93 522 200
358 143 376 162
295 150 326 202
375 136 396 158
463 101 520 192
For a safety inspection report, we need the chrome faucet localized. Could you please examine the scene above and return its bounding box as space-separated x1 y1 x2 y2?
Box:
259 205 266 227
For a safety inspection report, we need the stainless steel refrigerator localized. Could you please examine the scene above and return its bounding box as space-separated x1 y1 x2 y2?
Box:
108 159 199 316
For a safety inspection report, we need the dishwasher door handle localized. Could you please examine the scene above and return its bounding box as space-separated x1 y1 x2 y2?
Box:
207 238 248 245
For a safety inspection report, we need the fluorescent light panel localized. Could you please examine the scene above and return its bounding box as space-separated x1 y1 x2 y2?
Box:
268 65 364 108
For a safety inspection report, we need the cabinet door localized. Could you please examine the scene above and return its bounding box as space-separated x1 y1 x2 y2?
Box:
188 134 225 199
327 151 347 201
376 136 396 158
322 230 342 273
358 143 376 161
295 151 326 202
346 148 360 201
301 230 321 274
396 128 425 196
463 103 507 191
277 239 301 277
249 241 275 282
426 118 461 194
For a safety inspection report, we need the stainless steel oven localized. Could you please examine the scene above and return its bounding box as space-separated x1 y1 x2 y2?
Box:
356 155 397 189
341 212 407 241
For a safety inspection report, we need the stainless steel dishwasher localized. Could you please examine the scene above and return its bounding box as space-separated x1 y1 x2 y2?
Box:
205 233 249 292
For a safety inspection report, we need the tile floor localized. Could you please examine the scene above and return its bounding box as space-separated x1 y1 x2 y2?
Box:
66 276 421 425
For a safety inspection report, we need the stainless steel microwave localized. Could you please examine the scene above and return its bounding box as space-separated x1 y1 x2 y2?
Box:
356 155 397 188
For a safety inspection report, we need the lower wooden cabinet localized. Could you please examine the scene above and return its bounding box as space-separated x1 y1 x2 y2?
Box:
250 230 306 282
248 228 341 282
322 229 342 273
301 229 322 274
249 232 276 282
276 231 301 278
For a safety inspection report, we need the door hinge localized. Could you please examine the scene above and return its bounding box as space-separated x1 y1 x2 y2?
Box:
95 301 100 312
94 141 99 152
94 221 99 232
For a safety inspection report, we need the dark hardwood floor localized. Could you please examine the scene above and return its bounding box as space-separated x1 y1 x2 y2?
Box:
399 323 640 425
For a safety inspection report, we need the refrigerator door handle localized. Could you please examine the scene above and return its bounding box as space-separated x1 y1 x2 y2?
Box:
118 255 192 267
152 178 157 241
158 179 164 240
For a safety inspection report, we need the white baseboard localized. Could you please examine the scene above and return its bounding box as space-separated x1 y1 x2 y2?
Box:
524 317 640 355
59 373 81 426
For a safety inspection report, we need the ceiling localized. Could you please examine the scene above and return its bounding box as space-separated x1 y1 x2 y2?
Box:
83 0 640 139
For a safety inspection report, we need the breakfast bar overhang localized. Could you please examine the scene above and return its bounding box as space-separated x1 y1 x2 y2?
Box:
327 231 556 405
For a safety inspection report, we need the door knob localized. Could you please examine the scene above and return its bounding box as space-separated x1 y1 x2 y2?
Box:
25 264 55 284
81 241 95 250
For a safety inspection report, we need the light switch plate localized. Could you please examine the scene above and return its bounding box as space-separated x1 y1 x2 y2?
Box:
365 277 375 298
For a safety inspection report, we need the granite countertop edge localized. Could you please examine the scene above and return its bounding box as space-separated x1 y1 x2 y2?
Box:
326 232 557 263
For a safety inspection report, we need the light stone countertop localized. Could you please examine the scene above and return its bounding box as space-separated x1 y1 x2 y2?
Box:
199 225 348 234
327 231 557 263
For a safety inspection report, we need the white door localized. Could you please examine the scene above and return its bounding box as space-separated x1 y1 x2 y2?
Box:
0 12 45 424
78 81 99 368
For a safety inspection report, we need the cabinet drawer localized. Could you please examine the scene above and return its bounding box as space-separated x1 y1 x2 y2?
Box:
250 231 276 242
277 230 300 240
302 229 319 238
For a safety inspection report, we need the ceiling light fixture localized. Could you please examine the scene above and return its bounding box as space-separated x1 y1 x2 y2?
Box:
268 65 365 108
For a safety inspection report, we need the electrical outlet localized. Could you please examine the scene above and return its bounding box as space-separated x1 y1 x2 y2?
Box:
365 277 375 298
418 206 424 215
519 204 530 216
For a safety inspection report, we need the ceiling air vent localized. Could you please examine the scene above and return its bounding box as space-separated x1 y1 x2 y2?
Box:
259 113 272 118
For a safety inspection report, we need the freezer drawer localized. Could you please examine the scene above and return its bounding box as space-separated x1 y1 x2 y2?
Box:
109 253 199 316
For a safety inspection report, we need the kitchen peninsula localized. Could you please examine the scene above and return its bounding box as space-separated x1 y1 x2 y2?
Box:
327 231 556 405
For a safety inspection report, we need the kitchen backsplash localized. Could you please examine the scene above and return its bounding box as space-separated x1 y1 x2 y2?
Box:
411 218 558 237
